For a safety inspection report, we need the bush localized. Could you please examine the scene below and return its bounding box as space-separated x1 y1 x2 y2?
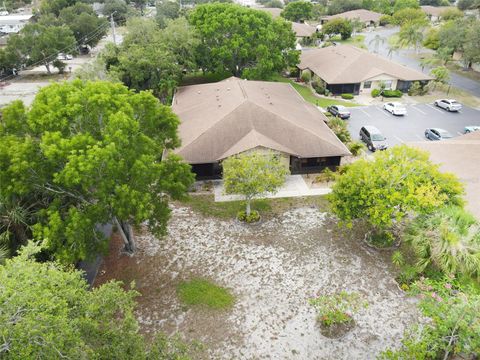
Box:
309 292 367 327
314 167 336 183
300 70 311 83
52 59 67 74
371 88 380 97
379 14 393 26
408 81 427 96
312 80 325 95
341 93 354 99
327 117 351 143
347 141 365 156
237 210 261 223
382 89 403 97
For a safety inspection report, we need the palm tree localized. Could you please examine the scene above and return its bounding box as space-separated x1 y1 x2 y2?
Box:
369 34 386 54
406 207 480 278
398 21 425 54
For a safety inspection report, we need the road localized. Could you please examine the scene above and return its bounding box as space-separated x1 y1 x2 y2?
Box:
362 27 480 97
347 103 480 147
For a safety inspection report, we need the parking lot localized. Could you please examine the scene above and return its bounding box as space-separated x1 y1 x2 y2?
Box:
346 103 480 148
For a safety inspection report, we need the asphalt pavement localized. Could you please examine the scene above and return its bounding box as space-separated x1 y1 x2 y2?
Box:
347 103 480 147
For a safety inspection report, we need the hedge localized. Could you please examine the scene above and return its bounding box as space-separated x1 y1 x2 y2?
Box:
383 89 403 98
341 93 354 99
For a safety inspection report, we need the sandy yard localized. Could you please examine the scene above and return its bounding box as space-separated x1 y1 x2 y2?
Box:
95 201 419 359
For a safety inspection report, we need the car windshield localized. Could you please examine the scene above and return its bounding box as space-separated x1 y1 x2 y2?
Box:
371 134 385 141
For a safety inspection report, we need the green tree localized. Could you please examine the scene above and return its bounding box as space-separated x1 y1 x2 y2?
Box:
393 0 420 13
463 21 480 68
189 3 298 79
392 8 427 25
103 0 129 25
0 81 194 263
440 7 464 21
398 21 425 53
329 145 464 235
322 18 353 40
156 0 180 28
327 117 351 144
422 27 439 50
0 244 198 359
327 0 362 15
430 65 450 84
7 23 76 73
59 3 108 47
39 0 76 16
223 151 289 216
281 1 313 22
405 206 480 277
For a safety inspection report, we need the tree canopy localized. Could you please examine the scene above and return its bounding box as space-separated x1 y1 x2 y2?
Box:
329 145 464 234
281 1 313 22
188 3 299 79
0 245 197 359
322 18 353 40
0 80 194 263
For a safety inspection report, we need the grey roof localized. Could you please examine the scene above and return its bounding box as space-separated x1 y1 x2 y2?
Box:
323 9 382 23
411 131 480 220
299 45 433 84
291 22 317 37
172 77 350 164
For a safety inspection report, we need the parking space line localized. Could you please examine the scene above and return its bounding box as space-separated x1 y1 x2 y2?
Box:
426 104 445 114
410 105 426 115
415 134 426 141
359 109 372 118
393 136 405 143
457 132 463 136
375 107 390 117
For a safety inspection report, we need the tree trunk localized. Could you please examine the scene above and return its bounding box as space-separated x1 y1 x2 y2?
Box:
114 217 135 254
45 62 51 74
246 198 251 217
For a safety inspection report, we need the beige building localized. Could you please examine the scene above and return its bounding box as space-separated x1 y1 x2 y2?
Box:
321 9 383 26
298 45 432 95
171 77 350 179
291 22 317 41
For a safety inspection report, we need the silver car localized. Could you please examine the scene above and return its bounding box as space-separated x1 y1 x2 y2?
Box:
425 128 453 141
434 99 462 112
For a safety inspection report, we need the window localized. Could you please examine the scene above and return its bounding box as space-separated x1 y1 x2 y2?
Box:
383 80 393 89
363 81 372 89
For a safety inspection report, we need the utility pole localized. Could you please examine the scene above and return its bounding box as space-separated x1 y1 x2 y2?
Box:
110 12 117 46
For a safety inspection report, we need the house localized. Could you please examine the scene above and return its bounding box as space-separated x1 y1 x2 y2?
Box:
412 131 480 221
257 7 282 19
321 9 382 26
171 77 350 179
420 6 457 22
291 22 317 41
0 14 33 34
298 45 432 95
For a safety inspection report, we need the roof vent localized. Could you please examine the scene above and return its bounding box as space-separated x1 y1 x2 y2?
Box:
197 91 201 94
218 104 222 107
270 102 273 105
227 88 231 91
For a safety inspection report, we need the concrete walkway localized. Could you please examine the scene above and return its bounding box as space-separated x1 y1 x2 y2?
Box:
214 175 331 202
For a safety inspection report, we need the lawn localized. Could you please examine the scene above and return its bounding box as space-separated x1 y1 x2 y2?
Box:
177 278 234 309
329 34 366 49
270 74 361 108
181 194 329 220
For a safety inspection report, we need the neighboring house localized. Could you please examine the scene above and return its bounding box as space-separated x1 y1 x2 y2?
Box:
171 77 350 179
291 22 317 41
412 131 480 221
321 9 382 26
257 7 282 18
0 14 33 34
298 45 432 95
420 6 457 22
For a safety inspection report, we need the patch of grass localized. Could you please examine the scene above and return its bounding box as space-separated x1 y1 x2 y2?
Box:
270 74 360 108
177 278 234 309
330 35 366 49
181 194 329 219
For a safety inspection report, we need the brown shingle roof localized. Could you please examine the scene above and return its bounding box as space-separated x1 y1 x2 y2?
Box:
291 22 317 37
323 9 382 23
172 78 350 164
258 7 282 18
420 6 457 17
299 45 433 84
411 131 480 221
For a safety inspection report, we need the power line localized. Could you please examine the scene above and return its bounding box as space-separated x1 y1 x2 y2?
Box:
0 20 112 82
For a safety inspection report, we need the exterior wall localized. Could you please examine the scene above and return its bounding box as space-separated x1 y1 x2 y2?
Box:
359 74 398 94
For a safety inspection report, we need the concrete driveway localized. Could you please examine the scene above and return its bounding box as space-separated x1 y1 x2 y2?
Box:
347 103 480 147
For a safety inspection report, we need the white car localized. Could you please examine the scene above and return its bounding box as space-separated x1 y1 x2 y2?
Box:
434 99 462 112
383 102 407 116
57 53 73 61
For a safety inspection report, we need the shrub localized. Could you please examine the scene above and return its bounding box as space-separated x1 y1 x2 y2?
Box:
382 89 403 97
300 70 311 83
327 117 351 143
379 14 393 26
177 278 235 309
309 292 367 327
347 141 365 156
237 210 261 223
341 93 354 99
311 80 325 95
371 88 380 97
315 167 336 183
408 81 427 96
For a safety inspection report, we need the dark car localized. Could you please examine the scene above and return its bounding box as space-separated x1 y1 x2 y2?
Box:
359 126 388 152
424 128 453 141
327 105 351 119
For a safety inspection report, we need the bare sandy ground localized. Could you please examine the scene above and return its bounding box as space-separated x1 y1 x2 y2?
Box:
96 204 419 359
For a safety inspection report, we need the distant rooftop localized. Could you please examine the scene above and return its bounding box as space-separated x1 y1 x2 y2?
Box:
0 14 33 25
323 9 382 23
420 5 457 17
